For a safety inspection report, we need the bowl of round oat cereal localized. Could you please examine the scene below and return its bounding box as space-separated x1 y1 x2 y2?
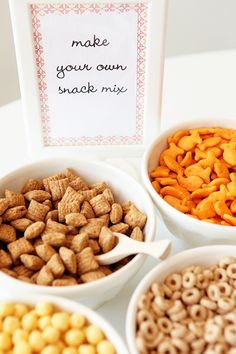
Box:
127 245 236 354
0 157 156 308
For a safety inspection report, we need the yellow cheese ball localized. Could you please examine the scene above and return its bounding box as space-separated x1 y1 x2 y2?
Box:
97 340 116 354
86 325 104 345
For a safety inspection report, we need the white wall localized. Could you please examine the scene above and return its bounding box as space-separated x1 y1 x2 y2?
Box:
166 0 236 56
1 0 236 106
0 0 19 107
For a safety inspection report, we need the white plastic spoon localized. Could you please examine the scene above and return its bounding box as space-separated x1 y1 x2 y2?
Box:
96 232 171 265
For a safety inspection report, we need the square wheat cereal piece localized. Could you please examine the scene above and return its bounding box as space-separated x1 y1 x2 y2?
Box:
7 237 34 261
79 189 98 201
2 206 27 222
13 265 34 277
90 194 111 217
80 218 104 238
0 224 16 243
81 270 105 283
1 268 17 278
0 250 13 268
80 201 95 219
43 219 68 235
5 190 25 207
10 218 33 232
76 247 99 275
24 190 51 203
90 182 109 193
0 198 10 216
58 202 81 223
48 178 70 201
60 186 84 205
43 172 66 192
26 200 50 222
71 233 89 253
36 266 54 285
69 177 89 191
21 178 44 194
63 168 78 182
124 204 147 229
110 222 129 233
52 277 78 286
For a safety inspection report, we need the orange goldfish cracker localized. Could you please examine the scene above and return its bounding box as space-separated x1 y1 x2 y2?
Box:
227 181 236 197
214 200 233 217
190 127 216 135
159 143 184 165
190 186 217 199
158 178 178 186
177 175 204 192
163 196 189 213
202 218 220 224
214 161 230 179
207 185 228 203
198 136 221 151
186 214 199 219
177 131 202 151
206 177 230 188
168 130 189 144
177 155 183 164
230 200 236 213
197 150 217 169
215 127 236 139
222 214 236 226
221 221 231 226
193 199 216 219
185 164 211 184
180 151 195 167
182 197 195 210
230 172 236 181
163 155 183 175
160 185 189 200
152 180 160 193
221 142 236 166
195 147 222 162
150 166 170 178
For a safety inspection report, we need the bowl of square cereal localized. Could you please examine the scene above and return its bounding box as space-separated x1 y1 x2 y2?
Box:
0 157 155 308
0 293 129 353
126 245 236 354
142 118 236 245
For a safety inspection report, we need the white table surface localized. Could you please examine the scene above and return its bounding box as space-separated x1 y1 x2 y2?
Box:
1 50 236 348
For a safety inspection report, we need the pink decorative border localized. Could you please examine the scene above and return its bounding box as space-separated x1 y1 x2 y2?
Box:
31 3 148 146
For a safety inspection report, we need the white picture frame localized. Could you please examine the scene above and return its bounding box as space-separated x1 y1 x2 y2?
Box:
9 0 167 159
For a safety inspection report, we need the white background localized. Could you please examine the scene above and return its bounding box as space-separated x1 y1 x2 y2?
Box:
2 0 236 107
39 10 137 140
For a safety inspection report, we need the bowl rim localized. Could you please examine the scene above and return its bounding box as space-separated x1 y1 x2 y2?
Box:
141 118 236 232
0 293 129 354
126 244 236 354
0 156 156 294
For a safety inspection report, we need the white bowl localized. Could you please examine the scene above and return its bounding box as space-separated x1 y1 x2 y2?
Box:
0 293 129 354
0 157 156 308
142 118 236 246
126 245 236 354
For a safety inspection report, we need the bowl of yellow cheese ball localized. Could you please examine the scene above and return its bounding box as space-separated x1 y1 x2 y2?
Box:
0 294 129 354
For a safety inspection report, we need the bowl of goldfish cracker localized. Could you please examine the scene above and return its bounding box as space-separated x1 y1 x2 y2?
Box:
142 118 236 245
126 245 236 354
0 293 129 353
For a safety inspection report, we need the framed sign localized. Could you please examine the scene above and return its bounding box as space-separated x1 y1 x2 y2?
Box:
9 0 167 158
